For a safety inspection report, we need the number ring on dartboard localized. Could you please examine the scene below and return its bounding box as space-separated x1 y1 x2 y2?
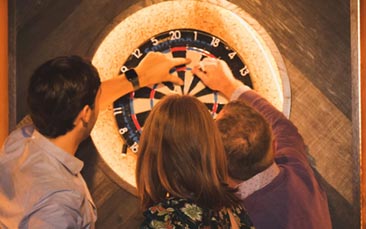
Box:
113 29 253 154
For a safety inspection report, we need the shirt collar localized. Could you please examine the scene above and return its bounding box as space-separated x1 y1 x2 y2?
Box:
31 129 84 175
236 162 280 199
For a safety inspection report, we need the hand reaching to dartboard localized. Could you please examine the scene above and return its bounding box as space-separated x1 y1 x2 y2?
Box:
136 52 190 87
192 58 243 100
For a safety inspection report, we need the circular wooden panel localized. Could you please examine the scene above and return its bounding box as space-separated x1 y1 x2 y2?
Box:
91 0 290 195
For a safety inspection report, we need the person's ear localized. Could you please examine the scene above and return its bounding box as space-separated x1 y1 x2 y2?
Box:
74 105 92 128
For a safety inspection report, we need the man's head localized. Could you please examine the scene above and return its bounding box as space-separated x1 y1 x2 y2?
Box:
216 100 273 181
28 55 101 138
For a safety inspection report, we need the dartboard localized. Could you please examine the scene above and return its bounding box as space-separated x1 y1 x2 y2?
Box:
113 28 253 154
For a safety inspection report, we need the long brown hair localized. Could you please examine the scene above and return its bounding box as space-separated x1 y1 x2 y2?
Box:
136 95 239 210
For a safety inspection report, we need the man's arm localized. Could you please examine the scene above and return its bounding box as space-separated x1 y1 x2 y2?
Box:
99 52 190 110
193 58 307 160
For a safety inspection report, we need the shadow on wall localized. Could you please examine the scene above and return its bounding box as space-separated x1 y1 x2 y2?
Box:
313 168 358 229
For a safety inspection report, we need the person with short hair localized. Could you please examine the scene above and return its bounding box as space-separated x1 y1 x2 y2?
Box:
193 58 332 229
0 52 189 228
136 94 254 229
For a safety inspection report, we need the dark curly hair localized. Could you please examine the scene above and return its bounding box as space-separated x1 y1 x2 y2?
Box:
27 55 101 138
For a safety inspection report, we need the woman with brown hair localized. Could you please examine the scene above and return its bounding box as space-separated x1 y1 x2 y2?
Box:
136 94 254 228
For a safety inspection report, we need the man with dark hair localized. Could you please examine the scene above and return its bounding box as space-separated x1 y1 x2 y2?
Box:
193 58 332 229
27 55 102 138
0 52 189 228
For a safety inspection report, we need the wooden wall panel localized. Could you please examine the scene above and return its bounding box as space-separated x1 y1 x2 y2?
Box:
0 0 8 145
361 0 366 226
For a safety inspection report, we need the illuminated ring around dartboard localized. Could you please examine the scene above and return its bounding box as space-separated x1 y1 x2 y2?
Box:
113 29 253 153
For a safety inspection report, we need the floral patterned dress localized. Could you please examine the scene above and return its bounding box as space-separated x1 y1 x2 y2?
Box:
141 197 254 229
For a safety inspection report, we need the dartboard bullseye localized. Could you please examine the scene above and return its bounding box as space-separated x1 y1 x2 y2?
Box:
113 29 253 153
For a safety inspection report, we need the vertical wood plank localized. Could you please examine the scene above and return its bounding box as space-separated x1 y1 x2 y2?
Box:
0 0 8 145
360 0 366 226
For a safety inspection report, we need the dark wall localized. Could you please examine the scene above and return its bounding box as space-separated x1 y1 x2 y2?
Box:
15 0 140 122
234 0 351 118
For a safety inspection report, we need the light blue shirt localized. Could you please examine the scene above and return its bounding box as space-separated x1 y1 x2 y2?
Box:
0 125 97 229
